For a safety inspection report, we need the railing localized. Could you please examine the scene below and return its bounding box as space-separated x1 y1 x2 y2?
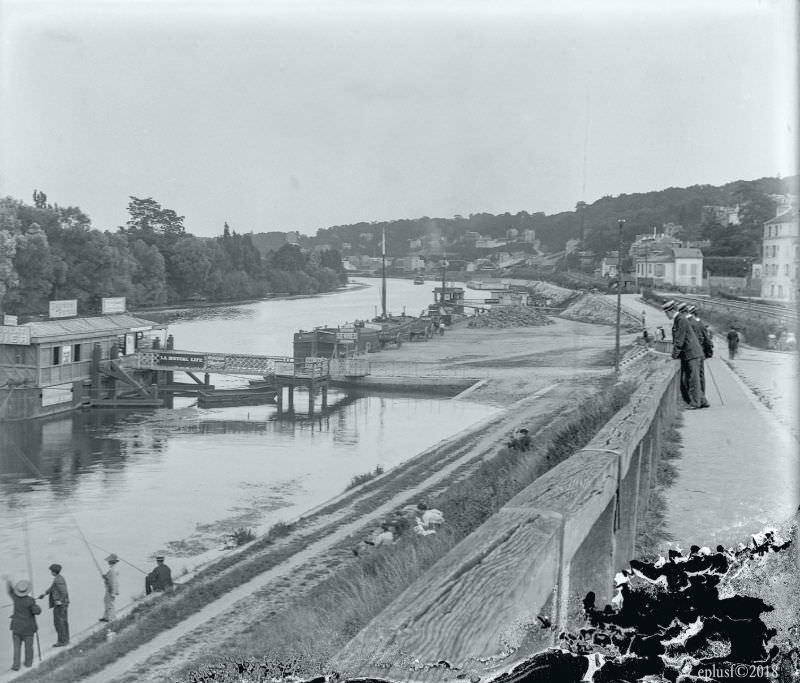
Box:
335 361 680 676
37 360 93 387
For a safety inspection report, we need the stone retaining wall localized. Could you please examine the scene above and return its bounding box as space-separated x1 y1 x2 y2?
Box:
334 361 679 678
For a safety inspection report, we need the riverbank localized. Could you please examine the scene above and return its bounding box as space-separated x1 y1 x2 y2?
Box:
10 316 650 683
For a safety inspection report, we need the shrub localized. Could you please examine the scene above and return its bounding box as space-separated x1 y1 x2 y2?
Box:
346 465 384 490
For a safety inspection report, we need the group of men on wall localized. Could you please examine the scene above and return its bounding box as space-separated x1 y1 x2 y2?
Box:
4 555 173 671
662 300 714 410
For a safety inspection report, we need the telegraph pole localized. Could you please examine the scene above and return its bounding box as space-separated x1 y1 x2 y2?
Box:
381 226 387 319
614 219 625 373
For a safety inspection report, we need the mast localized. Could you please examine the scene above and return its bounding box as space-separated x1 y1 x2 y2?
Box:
381 226 387 319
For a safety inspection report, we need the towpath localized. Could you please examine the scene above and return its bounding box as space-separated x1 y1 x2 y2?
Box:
620 294 799 549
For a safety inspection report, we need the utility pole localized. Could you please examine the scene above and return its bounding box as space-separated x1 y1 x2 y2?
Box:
440 237 447 304
614 219 625 374
381 226 387 319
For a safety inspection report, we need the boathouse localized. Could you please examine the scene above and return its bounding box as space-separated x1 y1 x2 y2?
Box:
0 314 166 420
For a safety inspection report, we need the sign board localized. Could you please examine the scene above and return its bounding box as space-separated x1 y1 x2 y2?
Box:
483 298 500 304
363 323 383 331
3 314 17 326
0 325 31 345
155 352 206 368
49 299 78 319
101 297 126 314
336 331 359 341
41 383 73 407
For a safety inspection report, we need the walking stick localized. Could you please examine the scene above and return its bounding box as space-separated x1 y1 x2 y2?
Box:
22 516 42 663
706 361 725 406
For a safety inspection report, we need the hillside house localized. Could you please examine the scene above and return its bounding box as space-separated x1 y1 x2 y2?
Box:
760 207 799 301
634 247 704 289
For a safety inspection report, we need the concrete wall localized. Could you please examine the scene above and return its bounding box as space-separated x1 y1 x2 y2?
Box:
335 361 679 677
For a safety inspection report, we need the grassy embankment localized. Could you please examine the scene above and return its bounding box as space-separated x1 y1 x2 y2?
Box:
20 379 635 683
177 381 636 681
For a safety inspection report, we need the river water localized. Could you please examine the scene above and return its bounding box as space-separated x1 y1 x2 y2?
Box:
0 278 495 663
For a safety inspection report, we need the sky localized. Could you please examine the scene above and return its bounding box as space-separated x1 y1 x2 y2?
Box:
0 0 797 237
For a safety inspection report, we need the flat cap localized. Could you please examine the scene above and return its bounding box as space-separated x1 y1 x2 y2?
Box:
676 302 688 312
661 300 676 311
49 563 62 573
687 305 697 314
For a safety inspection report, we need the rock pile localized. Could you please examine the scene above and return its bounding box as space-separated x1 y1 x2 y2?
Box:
560 293 640 329
467 305 553 329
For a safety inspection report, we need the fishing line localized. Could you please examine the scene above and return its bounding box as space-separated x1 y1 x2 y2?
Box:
9 442 104 578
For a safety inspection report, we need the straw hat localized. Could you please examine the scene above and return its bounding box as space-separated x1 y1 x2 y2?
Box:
13 579 32 597
105 553 119 564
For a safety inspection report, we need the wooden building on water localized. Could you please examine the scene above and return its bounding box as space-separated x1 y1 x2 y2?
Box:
0 313 166 421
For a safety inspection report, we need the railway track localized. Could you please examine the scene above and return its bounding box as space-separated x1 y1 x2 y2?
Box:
663 293 798 327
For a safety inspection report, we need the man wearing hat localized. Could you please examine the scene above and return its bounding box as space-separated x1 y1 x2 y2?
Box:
145 554 173 595
38 563 69 646
3 576 41 670
100 554 120 622
662 300 706 409
687 305 713 406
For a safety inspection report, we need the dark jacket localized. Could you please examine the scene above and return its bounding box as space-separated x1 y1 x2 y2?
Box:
145 564 173 593
671 314 703 361
689 317 713 358
7 584 41 636
43 574 69 608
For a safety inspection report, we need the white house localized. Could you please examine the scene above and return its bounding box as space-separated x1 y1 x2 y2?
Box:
634 247 703 289
600 254 619 278
760 207 799 301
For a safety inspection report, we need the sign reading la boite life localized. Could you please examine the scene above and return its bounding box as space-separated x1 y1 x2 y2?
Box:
49 299 78 319
0 325 31 345
101 297 127 314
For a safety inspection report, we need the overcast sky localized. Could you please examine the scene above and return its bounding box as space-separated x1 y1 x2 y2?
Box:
0 0 797 237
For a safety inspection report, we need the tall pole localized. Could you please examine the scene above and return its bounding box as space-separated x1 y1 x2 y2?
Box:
441 237 446 304
614 219 625 373
381 226 387 319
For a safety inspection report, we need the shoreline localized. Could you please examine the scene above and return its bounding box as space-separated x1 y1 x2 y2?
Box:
10 316 647 683
130 281 368 319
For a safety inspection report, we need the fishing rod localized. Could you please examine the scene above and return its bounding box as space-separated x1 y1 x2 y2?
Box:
85 540 147 575
22 515 42 663
9 442 105 579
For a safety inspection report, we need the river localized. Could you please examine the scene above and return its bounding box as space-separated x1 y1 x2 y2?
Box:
0 278 495 665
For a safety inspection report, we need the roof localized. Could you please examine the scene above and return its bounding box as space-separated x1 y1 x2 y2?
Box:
765 209 798 224
23 314 164 343
671 248 703 259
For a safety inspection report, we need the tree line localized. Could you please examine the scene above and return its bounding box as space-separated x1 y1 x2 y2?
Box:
0 195 346 316
307 176 796 260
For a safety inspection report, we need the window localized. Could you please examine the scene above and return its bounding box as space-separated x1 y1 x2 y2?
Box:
764 246 768 258
679 263 687 275
690 263 698 275
52 346 60 365
785 264 790 276
771 285 776 296
778 285 784 297
73 344 81 362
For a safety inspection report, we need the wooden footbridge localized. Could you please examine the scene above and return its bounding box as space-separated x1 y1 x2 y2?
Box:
94 348 357 414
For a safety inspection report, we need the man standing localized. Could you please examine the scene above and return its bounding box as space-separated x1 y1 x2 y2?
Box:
727 326 740 359
662 300 705 409
4 576 41 670
686 305 712 408
100 554 120 622
145 554 173 595
38 563 69 647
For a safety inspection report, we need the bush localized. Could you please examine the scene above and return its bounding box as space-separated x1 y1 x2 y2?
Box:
227 528 256 547
346 465 384 490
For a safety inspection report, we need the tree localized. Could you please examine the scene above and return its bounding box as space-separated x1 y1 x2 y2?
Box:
123 196 186 243
269 243 307 271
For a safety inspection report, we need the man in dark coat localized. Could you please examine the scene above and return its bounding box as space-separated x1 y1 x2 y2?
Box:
38 563 69 646
727 326 740 359
663 300 705 409
145 554 174 595
686 305 712 407
4 577 41 670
